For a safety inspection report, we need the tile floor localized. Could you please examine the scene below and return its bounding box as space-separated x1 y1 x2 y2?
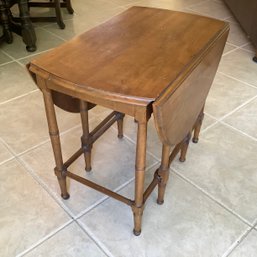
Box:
0 0 257 256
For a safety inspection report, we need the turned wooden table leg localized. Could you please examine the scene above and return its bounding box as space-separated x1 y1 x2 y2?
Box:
192 107 204 143
157 144 171 204
42 88 69 199
179 132 192 162
117 113 124 139
80 100 92 172
132 121 147 236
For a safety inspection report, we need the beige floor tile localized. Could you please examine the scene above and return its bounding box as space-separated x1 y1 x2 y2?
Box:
73 0 125 22
219 49 257 87
43 15 101 41
0 159 70 257
223 97 257 139
226 22 250 46
242 43 256 53
223 43 237 54
0 62 36 103
0 50 12 65
205 73 257 119
188 0 232 19
0 91 81 154
20 125 157 215
0 140 13 164
18 51 50 66
79 168 247 257
225 15 238 24
136 0 207 10
172 123 257 224
229 230 257 257
1 28 65 59
24 222 106 257
110 0 141 7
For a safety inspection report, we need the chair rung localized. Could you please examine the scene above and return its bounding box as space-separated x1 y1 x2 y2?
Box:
28 2 67 8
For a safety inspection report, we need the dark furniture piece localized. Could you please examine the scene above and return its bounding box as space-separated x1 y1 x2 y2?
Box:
7 0 36 51
28 0 74 29
0 0 13 43
224 0 257 62
28 7 229 235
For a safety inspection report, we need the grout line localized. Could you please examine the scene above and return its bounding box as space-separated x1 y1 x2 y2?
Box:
222 46 240 56
0 156 15 166
219 121 257 142
75 195 109 220
206 93 257 122
76 220 115 257
16 49 52 62
200 119 219 134
41 27 68 42
17 156 76 216
74 161 158 220
0 60 15 67
221 227 253 257
16 220 74 257
0 89 39 106
0 138 76 218
110 124 161 162
15 123 81 157
218 71 257 89
0 49 16 61
218 94 257 120
252 217 257 228
170 167 253 227
226 42 239 48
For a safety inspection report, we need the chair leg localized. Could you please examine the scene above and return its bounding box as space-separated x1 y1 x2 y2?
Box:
54 0 65 29
132 121 147 236
42 88 69 199
253 50 257 63
157 144 171 205
80 100 92 172
0 1 13 44
18 0 37 51
63 0 74 14
179 132 192 162
192 108 204 143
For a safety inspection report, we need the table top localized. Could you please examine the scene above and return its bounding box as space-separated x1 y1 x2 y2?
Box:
29 6 228 106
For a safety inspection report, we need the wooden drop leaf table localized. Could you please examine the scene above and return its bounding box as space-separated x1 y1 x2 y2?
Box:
28 7 229 236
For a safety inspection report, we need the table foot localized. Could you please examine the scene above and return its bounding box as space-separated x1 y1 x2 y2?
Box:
132 205 144 236
157 199 164 205
133 229 141 236
192 138 199 143
61 192 70 200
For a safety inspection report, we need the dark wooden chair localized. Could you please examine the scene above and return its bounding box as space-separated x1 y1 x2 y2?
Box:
27 0 74 29
7 0 37 51
0 0 13 44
